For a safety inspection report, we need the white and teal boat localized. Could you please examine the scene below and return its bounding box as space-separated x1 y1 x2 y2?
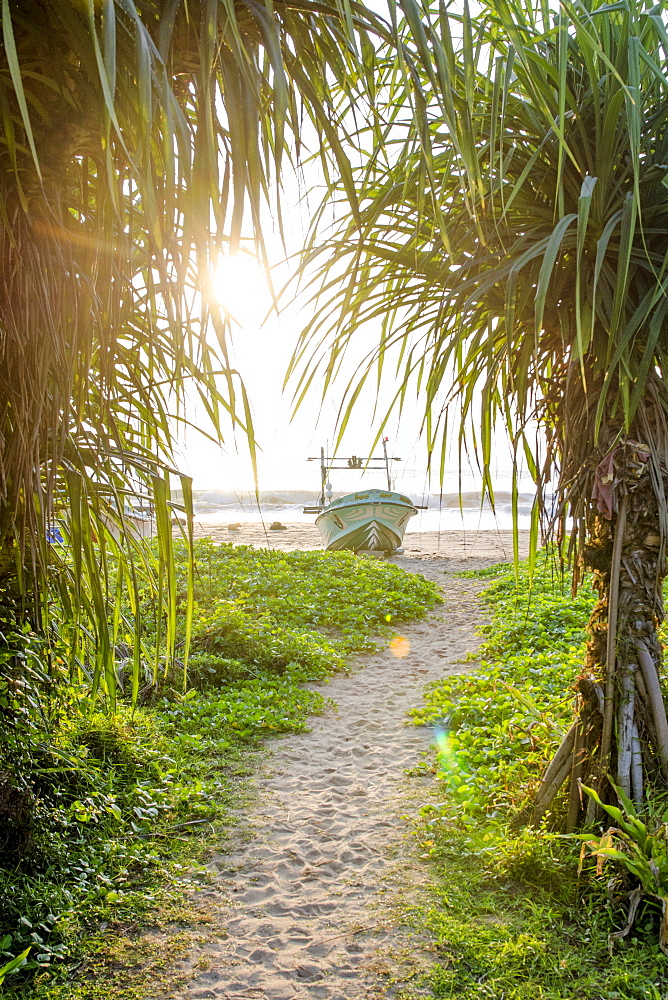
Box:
315 488 417 552
304 443 420 553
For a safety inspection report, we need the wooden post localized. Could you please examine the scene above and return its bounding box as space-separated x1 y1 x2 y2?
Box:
382 437 391 490
320 446 326 508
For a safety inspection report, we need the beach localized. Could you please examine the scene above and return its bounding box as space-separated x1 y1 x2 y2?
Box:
188 519 531 568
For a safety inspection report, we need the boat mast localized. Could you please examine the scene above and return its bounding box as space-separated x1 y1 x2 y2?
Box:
320 446 326 508
382 437 391 490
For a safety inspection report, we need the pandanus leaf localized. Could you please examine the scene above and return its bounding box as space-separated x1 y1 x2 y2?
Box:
0 0 391 707
288 0 668 582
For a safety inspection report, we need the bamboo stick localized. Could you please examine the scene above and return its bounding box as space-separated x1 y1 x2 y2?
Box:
533 751 574 823
533 724 577 824
631 721 643 810
616 665 635 796
566 721 584 833
601 496 627 767
634 638 668 778
534 722 577 798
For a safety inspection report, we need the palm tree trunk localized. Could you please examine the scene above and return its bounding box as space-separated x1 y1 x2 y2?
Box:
535 464 668 826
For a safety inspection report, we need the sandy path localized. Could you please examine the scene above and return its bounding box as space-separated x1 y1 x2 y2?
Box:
174 557 488 1000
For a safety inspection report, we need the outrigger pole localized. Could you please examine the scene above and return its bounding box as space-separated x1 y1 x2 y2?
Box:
304 441 402 512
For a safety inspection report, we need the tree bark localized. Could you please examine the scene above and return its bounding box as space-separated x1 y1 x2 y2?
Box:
534 449 668 826
566 720 585 833
631 722 643 810
600 496 627 768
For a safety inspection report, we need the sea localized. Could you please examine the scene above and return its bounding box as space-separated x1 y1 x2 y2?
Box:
183 489 538 532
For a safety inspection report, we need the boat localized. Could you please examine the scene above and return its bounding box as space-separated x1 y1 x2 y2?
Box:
304 440 420 553
315 487 417 552
125 506 155 539
103 505 155 540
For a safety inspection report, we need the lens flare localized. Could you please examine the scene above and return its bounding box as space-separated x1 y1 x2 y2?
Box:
433 725 455 765
390 635 411 657
433 725 468 784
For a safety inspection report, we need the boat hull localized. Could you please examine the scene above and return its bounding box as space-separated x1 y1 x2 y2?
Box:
316 490 417 552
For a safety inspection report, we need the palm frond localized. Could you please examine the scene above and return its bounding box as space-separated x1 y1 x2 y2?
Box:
0 0 389 700
291 0 668 566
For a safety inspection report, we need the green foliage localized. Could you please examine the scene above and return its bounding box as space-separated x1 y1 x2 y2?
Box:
411 557 668 996
0 0 392 710
0 673 313 987
413 557 594 820
421 827 668 999
0 949 31 986
182 540 439 654
575 783 668 949
132 540 440 686
291 0 668 574
0 544 439 993
189 601 343 679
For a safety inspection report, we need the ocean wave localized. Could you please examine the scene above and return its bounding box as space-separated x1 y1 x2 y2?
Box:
176 488 538 516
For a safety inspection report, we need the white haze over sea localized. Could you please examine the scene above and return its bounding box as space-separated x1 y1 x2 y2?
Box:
187 477 539 533
176 382 540 533
192 505 534 533
174 302 541 534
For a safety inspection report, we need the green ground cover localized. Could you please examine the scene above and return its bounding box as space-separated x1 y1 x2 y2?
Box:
0 542 439 998
412 558 668 999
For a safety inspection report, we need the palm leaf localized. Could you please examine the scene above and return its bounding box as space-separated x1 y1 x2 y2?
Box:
290 0 668 572
0 0 390 703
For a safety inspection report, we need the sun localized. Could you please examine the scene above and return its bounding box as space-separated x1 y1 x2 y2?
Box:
209 252 271 327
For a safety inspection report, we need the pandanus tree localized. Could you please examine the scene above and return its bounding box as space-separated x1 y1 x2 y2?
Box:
0 0 386 699
290 0 668 821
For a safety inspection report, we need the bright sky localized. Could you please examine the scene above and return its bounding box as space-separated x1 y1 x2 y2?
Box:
173 246 433 493
173 239 529 497
172 212 535 496
173 20 534 499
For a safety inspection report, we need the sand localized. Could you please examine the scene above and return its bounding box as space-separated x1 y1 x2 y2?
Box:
170 536 512 1000
189 519 530 566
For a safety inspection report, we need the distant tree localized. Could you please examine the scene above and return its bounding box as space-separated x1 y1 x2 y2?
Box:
0 0 386 699
291 0 668 820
